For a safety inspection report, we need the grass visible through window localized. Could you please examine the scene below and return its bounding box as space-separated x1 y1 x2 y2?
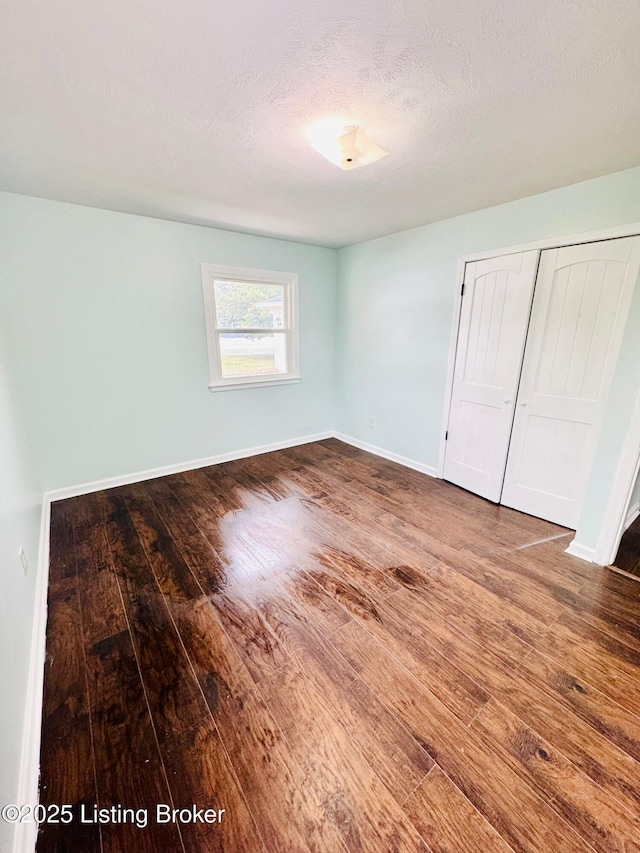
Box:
221 354 278 377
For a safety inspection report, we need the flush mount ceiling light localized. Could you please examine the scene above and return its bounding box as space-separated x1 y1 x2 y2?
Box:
308 121 389 170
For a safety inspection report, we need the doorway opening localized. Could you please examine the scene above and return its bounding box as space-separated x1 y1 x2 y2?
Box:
611 516 640 581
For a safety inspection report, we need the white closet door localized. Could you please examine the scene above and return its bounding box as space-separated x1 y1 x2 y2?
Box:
501 237 640 528
443 251 539 501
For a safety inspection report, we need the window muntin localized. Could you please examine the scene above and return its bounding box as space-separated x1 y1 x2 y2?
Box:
202 265 299 389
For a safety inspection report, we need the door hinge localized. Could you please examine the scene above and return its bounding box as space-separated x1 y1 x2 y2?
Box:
460 282 465 297
445 430 448 440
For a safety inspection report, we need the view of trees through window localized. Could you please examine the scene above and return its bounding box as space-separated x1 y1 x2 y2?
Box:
214 280 283 328
214 280 286 377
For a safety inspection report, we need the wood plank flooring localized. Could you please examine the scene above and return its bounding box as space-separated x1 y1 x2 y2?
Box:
37 439 640 853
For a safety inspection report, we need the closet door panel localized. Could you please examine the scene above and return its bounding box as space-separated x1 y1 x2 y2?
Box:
443 251 539 501
501 237 640 528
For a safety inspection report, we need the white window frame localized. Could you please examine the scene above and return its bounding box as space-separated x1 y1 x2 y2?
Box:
201 263 300 391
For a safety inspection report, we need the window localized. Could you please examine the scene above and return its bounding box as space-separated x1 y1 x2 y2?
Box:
201 263 300 390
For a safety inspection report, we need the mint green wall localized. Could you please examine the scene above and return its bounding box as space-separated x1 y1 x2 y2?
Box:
0 332 42 850
336 166 640 547
0 192 337 491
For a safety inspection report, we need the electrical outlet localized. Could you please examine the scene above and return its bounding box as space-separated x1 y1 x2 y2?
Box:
18 546 29 576
368 418 374 429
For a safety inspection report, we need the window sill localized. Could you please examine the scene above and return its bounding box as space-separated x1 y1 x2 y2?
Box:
208 376 301 392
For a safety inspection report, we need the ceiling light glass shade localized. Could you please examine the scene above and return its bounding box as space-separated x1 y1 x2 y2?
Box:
310 125 388 170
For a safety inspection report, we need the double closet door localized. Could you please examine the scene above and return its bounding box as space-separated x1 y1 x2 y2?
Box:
443 236 640 529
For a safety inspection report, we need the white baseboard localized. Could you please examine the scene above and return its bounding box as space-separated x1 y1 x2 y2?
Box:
333 432 438 478
13 498 51 853
46 431 334 503
565 539 597 563
624 502 640 532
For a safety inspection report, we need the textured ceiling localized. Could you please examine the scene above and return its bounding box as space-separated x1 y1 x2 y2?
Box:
1 0 639 247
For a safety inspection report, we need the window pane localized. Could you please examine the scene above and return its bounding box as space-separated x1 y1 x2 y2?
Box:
214 280 285 329
219 333 288 378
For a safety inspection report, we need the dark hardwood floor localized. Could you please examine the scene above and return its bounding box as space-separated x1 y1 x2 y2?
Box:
613 513 640 580
38 439 640 853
